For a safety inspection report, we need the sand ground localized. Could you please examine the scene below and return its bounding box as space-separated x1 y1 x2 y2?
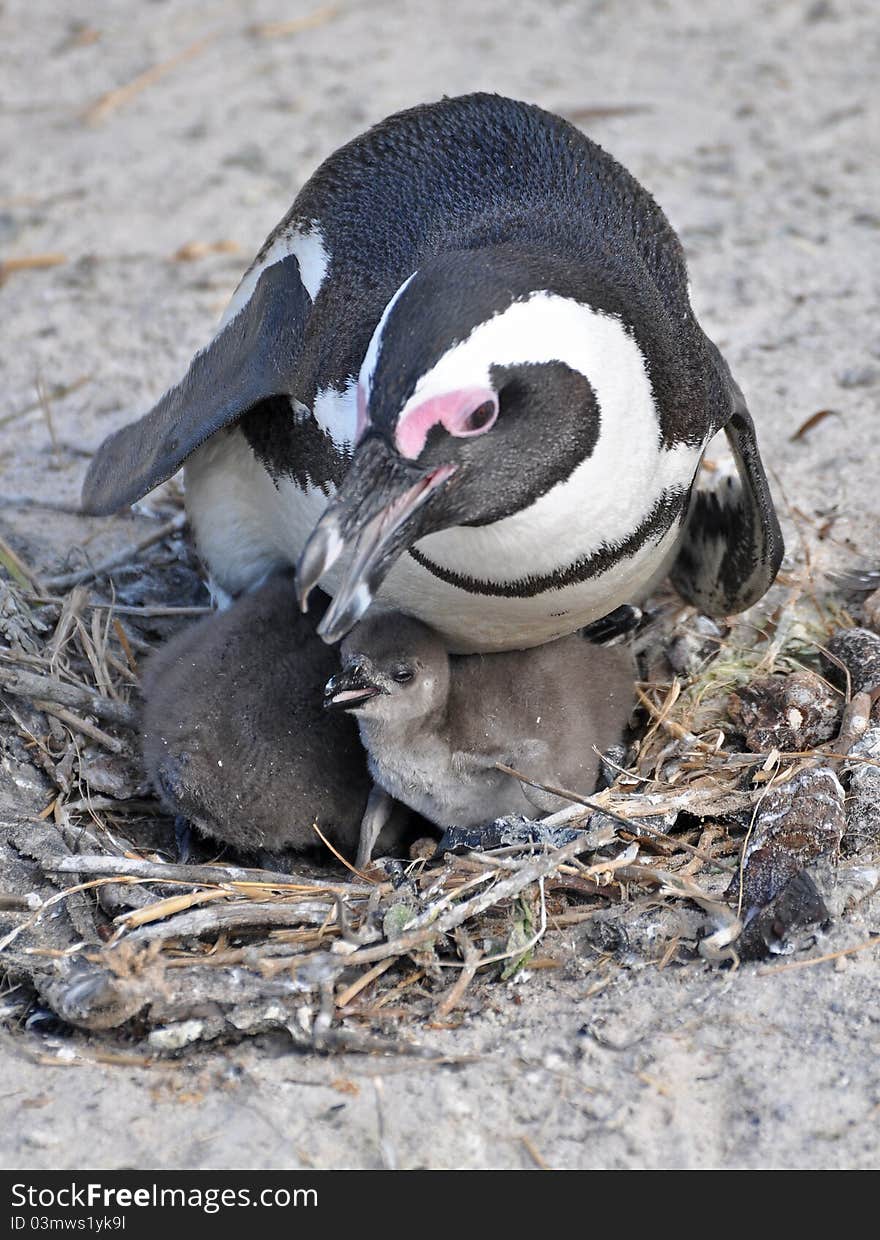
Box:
1 0 879 1170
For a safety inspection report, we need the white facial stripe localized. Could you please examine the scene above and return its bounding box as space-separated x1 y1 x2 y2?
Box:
405 291 649 411
360 271 417 398
383 291 703 579
312 379 358 452
217 222 329 332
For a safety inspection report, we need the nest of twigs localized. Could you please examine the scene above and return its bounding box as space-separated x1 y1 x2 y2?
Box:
1 499 879 1057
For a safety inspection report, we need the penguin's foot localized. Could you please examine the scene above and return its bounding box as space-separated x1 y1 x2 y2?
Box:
581 605 644 645
253 848 297 875
356 785 395 870
173 815 194 863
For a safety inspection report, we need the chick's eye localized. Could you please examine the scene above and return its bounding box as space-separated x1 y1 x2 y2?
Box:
462 401 496 433
393 668 414 684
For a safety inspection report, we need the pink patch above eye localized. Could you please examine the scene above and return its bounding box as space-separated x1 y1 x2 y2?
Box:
394 387 498 459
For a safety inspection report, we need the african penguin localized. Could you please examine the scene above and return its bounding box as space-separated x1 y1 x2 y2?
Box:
82 93 783 653
325 609 636 860
140 574 405 864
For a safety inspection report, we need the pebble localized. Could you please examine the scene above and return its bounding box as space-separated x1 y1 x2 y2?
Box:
826 627 880 695
836 364 879 388
727 671 840 751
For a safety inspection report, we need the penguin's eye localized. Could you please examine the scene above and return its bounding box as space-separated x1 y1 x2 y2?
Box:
392 667 415 685
461 401 496 434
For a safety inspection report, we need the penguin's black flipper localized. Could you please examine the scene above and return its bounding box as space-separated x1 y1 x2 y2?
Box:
672 344 784 617
81 255 310 515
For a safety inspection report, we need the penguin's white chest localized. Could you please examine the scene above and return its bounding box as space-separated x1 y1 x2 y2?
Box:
379 435 700 650
185 418 700 651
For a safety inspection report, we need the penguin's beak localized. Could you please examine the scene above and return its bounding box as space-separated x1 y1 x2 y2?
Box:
323 659 383 711
297 436 456 643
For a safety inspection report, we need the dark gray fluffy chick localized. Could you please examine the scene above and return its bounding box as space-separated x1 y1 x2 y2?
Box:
141 575 401 863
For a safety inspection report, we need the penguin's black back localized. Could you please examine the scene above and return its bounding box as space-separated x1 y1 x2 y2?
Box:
297 93 688 315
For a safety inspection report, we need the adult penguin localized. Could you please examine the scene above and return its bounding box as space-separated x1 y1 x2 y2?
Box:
82 93 783 651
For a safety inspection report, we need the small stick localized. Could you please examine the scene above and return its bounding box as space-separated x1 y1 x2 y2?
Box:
112 618 138 674
369 969 426 1011
125 900 336 943
45 854 373 893
36 376 61 466
84 36 217 124
373 1077 397 1171
0 878 121 953
0 665 136 726
250 7 338 38
44 513 186 590
0 254 66 285
0 534 45 592
564 104 651 122
520 1134 552 1171
34 701 123 753
312 820 376 884
25 594 212 618
757 935 880 975
434 941 480 1018
495 763 735 870
62 797 163 816
103 649 137 684
336 957 395 1008
0 894 41 912
0 374 92 428
823 688 880 770
552 908 605 927
30 1051 154 1070
112 887 229 931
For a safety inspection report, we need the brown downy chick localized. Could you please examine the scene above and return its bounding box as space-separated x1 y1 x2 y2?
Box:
326 610 636 860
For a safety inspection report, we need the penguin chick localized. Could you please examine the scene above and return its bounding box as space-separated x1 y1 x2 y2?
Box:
325 611 636 858
141 576 402 864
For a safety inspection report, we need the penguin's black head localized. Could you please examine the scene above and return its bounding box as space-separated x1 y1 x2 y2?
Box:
297 245 654 642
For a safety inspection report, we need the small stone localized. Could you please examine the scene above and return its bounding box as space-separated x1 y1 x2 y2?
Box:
864 588 880 632
728 671 841 752
836 364 879 389
739 870 829 959
78 751 145 799
730 765 844 958
737 767 845 909
844 725 880 853
825 627 880 695
382 902 417 938
23 1129 60 1150
148 1020 205 1051
667 615 725 676
222 143 268 174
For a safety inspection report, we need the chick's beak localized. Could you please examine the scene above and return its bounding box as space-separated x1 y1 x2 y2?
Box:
323 658 383 711
296 435 455 644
